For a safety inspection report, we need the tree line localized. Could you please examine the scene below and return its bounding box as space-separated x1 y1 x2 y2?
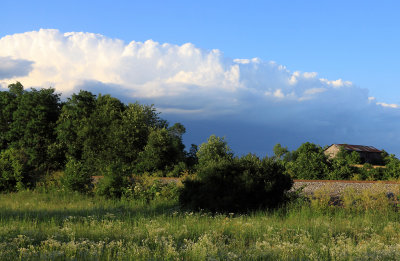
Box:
0 82 294 212
1 82 399 212
0 82 196 195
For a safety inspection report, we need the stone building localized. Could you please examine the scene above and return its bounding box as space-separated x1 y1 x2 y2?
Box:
324 144 382 164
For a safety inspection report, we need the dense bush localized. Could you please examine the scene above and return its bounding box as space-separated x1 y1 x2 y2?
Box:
0 148 29 191
179 136 293 212
61 158 93 193
284 142 330 179
95 163 131 198
382 153 400 180
125 175 181 202
135 126 186 175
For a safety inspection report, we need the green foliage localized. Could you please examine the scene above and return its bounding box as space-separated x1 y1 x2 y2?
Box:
328 159 355 180
136 128 182 174
125 175 181 202
61 158 92 193
95 163 131 198
167 123 186 162
196 135 233 171
0 83 20 150
55 90 97 161
185 144 198 169
334 146 362 165
0 147 29 191
0 82 62 179
79 94 125 174
9 86 61 172
357 164 386 181
180 136 293 212
328 147 360 179
0 82 63 190
35 171 64 192
55 92 182 180
273 143 289 160
54 90 188 195
382 153 400 180
285 142 330 179
167 161 187 177
112 102 163 167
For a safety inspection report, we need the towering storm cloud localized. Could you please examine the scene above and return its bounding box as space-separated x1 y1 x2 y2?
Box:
1 29 399 155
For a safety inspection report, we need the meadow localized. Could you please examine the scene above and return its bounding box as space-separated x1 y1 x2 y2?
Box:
1 187 400 260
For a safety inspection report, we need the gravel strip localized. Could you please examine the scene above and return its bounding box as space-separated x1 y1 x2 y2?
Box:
292 180 400 197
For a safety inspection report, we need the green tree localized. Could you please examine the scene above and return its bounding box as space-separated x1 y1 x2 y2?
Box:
382 153 400 180
168 123 186 161
0 147 29 191
327 146 360 180
334 146 361 165
196 135 233 171
95 162 131 198
285 142 330 179
135 128 176 173
329 158 355 180
6 84 61 177
56 90 184 185
185 144 198 169
111 102 165 170
80 94 125 174
273 143 289 160
61 157 92 193
0 82 23 151
55 90 97 161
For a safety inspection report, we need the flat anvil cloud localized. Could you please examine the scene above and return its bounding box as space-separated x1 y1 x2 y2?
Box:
0 29 399 155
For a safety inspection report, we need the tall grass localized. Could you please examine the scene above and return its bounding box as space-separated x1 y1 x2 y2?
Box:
0 189 400 260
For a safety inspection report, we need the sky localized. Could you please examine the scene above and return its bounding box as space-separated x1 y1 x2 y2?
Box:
1 0 400 156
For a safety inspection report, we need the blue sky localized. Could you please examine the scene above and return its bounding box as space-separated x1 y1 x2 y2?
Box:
1 1 400 155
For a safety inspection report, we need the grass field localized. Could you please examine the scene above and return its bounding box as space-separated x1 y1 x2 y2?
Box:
1 189 400 260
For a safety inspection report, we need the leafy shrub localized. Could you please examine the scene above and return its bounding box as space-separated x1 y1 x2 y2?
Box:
382 153 400 180
358 164 386 181
61 158 92 193
125 175 181 202
0 147 29 191
195 135 233 169
36 171 64 192
179 136 293 212
285 142 330 179
166 161 187 177
95 163 131 198
328 158 356 180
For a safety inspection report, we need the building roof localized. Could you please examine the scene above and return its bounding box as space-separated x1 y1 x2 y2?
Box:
336 144 382 153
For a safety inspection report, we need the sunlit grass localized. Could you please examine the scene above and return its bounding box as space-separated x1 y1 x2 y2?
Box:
0 189 400 260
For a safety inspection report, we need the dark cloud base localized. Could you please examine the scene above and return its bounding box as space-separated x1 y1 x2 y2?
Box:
0 57 34 80
164 112 400 157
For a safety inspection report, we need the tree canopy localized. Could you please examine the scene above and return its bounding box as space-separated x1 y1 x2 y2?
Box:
0 82 189 192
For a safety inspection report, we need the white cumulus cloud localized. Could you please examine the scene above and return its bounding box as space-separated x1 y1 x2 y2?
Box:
0 29 374 114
